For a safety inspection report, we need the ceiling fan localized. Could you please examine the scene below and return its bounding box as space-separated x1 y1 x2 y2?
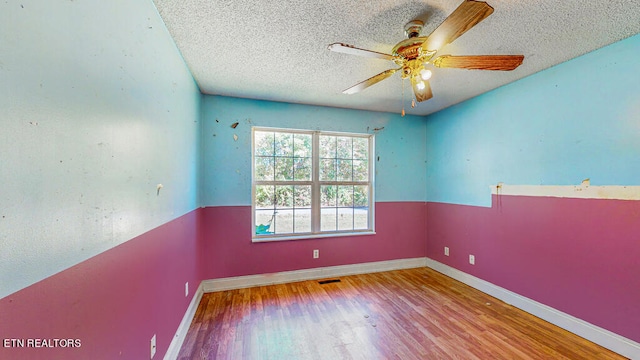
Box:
328 0 524 106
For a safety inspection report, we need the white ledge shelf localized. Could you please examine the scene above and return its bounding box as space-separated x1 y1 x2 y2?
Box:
490 180 640 201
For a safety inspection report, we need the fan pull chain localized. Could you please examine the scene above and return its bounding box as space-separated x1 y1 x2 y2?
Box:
411 99 416 108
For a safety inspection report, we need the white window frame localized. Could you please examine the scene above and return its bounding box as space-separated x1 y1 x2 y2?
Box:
252 127 375 242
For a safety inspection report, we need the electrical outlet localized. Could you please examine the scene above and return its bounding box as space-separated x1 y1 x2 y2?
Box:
150 334 156 359
313 249 319 259
469 255 475 265
444 247 449 256
185 282 189 297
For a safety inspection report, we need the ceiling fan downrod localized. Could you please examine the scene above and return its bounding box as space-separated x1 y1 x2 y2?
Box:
404 20 424 38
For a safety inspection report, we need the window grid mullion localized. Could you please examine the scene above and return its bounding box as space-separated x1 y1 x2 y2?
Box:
292 185 296 233
312 132 320 233
255 181 313 186
351 136 354 182
271 134 276 183
352 185 355 229
318 181 369 185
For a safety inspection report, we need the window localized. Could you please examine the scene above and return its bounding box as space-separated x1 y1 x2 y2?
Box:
252 128 374 241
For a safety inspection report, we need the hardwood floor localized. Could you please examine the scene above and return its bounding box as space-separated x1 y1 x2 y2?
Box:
177 267 627 359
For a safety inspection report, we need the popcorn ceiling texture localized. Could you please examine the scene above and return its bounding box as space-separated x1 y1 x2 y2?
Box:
152 0 640 115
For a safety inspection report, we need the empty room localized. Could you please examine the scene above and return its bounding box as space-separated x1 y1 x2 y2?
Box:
1 0 639 359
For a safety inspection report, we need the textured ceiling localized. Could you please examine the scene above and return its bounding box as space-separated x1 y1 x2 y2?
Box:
152 0 640 116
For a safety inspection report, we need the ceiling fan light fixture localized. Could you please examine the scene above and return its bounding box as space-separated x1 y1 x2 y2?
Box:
416 80 426 90
420 69 432 80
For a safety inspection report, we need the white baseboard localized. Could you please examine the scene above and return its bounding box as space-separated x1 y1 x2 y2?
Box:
201 257 428 293
164 282 204 360
165 257 638 360
426 258 640 360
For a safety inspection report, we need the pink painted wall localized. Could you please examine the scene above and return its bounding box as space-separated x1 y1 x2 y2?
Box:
5 193 636 357
200 202 427 279
0 210 204 360
426 195 640 342
0 202 426 359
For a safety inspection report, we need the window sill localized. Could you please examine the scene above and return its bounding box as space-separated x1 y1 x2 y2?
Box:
252 230 376 243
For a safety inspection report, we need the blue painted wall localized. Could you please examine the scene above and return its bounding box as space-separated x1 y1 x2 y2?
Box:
426 33 640 207
200 96 428 206
0 1 201 298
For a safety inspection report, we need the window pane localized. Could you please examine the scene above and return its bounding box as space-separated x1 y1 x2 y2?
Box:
255 156 274 181
354 185 369 230
294 134 312 158
354 207 368 230
337 208 354 231
337 186 353 207
337 160 352 181
353 137 368 160
294 185 311 207
321 185 336 207
336 136 352 159
294 209 311 233
353 160 368 181
255 185 275 209
319 135 336 158
255 132 274 156
274 132 293 157
354 185 369 207
320 159 336 181
255 210 277 235
273 210 293 234
321 208 337 231
275 185 293 208
275 157 293 181
294 157 311 181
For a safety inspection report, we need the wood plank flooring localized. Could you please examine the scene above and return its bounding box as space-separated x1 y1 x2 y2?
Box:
177 267 627 359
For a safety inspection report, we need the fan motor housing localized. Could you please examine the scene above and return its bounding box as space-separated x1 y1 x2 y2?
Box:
394 19 428 61
392 37 427 61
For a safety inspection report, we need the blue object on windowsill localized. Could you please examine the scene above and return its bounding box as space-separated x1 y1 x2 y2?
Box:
255 224 273 235
255 212 277 235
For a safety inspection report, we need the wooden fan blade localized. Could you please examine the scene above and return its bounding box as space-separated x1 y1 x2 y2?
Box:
343 69 400 94
421 0 494 53
411 77 433 102
433 55 524 70
328 43 395 61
